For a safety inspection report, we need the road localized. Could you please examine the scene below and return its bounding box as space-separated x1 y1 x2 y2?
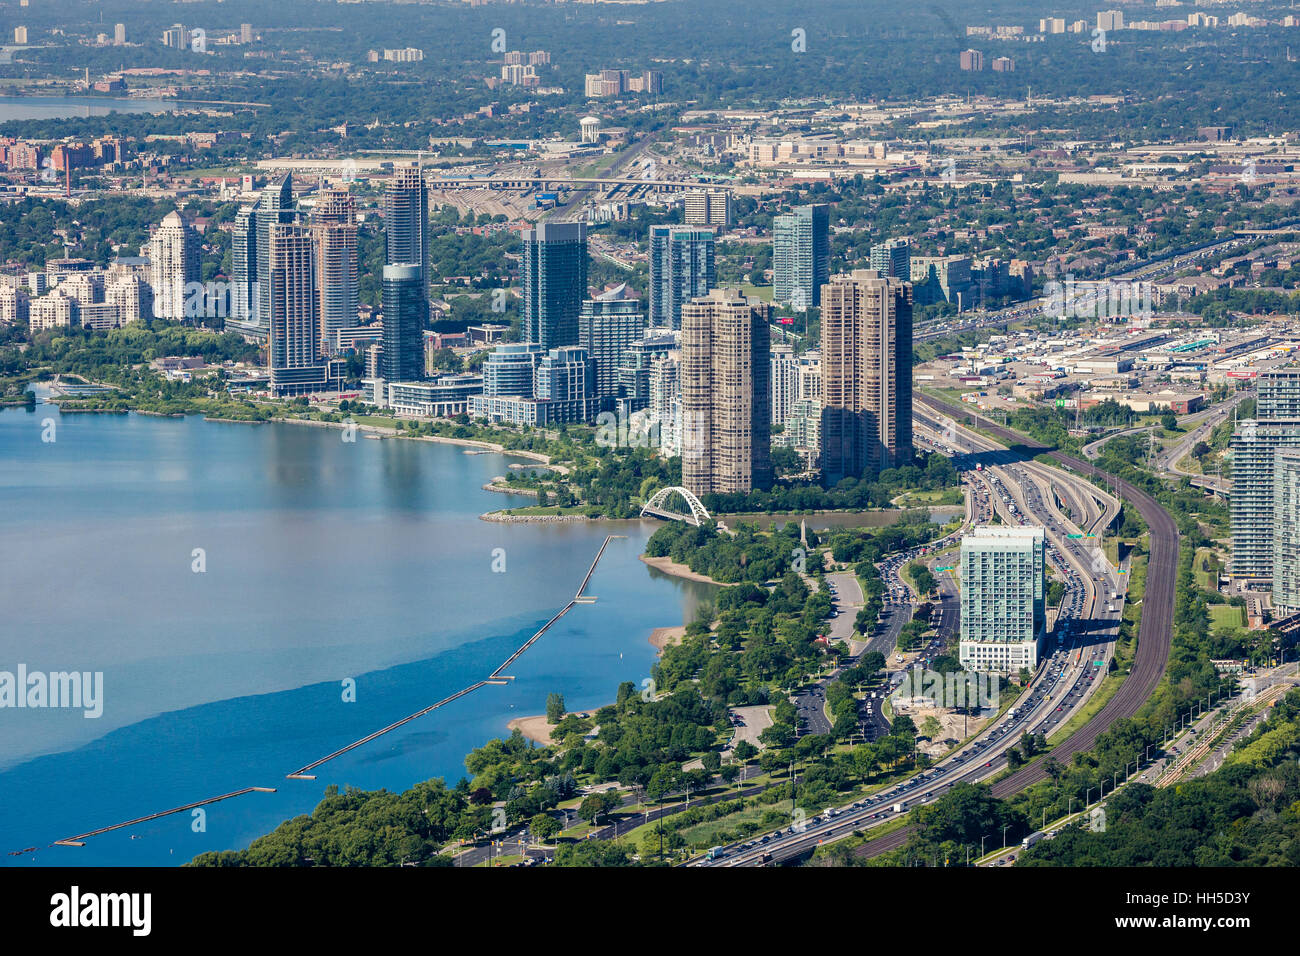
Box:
912 233 1257 343
697 407 1137 867
1082 391 1249 496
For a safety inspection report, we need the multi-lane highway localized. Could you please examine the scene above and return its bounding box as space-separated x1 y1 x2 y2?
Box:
694 405 1143 867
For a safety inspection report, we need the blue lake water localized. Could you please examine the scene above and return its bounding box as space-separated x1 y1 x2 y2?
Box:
0 398 715 866
0 95 179 122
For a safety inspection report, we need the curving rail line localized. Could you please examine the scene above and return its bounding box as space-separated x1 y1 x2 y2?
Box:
849 396 1179 861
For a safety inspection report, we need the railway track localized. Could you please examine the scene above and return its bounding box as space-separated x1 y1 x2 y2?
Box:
847 397 1179 861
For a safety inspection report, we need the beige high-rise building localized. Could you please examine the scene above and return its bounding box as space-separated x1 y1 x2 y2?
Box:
684 189 732 229
819 270 913 484
267 224 327 396
146 210 200 322
107 273 151 324
311 188 359 355
680 288 772 497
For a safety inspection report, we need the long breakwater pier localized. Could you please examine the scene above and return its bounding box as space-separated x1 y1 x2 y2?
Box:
34 535 623 854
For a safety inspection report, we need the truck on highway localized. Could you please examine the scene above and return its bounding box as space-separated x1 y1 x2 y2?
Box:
893 802 905 813
1107 604 1116 613
1021 831 1046 850
707 845 724 860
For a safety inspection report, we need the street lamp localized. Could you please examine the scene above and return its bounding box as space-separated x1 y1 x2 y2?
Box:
1086 786 1095 806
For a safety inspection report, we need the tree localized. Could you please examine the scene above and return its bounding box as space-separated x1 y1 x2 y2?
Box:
733 739 758 762
577 791 619 826
529 812 561 844
546 692 565 724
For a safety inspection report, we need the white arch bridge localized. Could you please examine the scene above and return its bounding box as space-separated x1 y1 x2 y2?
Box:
640 486 711 526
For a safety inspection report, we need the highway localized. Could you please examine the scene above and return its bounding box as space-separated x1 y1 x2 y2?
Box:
695 408 1133 867
1082 391 1249 496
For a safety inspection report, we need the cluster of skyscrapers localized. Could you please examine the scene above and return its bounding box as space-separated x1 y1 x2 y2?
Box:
225 166 431 396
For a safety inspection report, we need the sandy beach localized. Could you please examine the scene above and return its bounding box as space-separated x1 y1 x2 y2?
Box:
639 554 723 585
506 714 558 747
648 625 687 653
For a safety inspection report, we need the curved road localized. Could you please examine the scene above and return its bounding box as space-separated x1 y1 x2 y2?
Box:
846 395 1179 861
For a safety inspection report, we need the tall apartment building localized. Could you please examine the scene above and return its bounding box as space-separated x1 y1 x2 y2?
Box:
684 189 732 229
1259 368 1300 419
584 69 662 97
579 284 644 400
1097 10 1125 31
267 224 327 396
161 25 189 48
1230 369 1300 579
0 286 29 325
522 222 587 349
312 188 359 356
770 343 799 427
680 289 772 496
1273 448 1300 615
649 225 715 330
238 175 298 343
229 202 260 339
819 270 913 484
481 342 545 397
30 291 77 332
384 165 428 288
379 264 425 387
869 238 911 279
146 210 200 322
773 204 829 310
798 350 822 402
959 49 985 71
615 334 677 413
114 23 126 45
649 354 681 455
535 345 595 407
959 526 1046 674
106 273 151 324
1231 421 1300 579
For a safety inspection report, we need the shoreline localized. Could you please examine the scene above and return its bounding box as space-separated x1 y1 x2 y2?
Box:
40 393 556 465
648 625 687 654
639 554 724 586
480 511 601 523
260 415 555 465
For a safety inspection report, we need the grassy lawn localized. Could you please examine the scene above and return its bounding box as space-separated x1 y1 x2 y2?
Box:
571 152 621 179
1047 670 1123 746
740 283 775 302
1194 549 1224 591
1209 604 1245 632
893 487 964 507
